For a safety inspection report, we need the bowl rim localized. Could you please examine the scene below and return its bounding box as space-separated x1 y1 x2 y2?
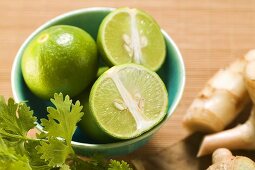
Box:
11 7 185 149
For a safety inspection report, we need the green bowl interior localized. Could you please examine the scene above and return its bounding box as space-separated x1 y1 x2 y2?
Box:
12 8 185 154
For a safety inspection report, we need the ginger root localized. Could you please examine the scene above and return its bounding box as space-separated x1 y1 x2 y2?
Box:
183 57 250 133
244 50 255 104
197 50 255 156
197 107 255 157
207 148 255 170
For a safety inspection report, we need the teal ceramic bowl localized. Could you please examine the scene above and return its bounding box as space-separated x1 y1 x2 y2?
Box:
11 7 185 156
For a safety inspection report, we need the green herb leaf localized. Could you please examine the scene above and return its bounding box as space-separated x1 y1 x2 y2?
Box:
36 137 72 167
41 93 83 144
0 137 32 170
0 96 36 138
37 93 84 168
108 160 133 170
0 94 131 170
0 137 17 163
24 141 51 170
60 164 71 170
72 158 106 170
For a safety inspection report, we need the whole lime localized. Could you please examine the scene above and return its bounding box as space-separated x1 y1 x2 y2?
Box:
21 25 98 99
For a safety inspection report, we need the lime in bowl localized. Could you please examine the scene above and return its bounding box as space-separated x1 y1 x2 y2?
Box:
11 7 185 156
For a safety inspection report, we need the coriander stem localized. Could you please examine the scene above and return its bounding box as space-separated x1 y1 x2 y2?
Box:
0 131 42 142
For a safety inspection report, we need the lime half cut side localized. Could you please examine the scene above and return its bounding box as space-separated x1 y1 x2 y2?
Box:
97 8 166 71
89 64 168 140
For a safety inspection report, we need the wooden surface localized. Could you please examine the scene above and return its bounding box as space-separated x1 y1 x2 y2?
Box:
1 0 255 166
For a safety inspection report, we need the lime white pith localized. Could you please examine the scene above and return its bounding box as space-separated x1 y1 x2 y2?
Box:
123 9 146 64
89 64 168 139
98 8 166 71
107 69 154 131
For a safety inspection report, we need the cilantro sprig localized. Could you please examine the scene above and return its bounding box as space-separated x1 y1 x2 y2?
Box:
0 93 132 170
0 96 36 141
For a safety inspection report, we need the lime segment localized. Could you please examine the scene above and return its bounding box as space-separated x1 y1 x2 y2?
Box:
82 64 168 141
97 8 166 71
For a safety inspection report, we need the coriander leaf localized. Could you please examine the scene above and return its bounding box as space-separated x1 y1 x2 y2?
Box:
72 158 105 170
0 137 17 163
60 164 71 170
0 159 32 170
18 102 37 135
36 137 72 167
0 137 31 170
41 93 83 145
37 93 84 168
24 141 51 170
108 160 133 170
0 96 36 138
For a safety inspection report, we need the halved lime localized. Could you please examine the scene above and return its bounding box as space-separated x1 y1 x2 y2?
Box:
79 64 168 141
97 8 166 71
